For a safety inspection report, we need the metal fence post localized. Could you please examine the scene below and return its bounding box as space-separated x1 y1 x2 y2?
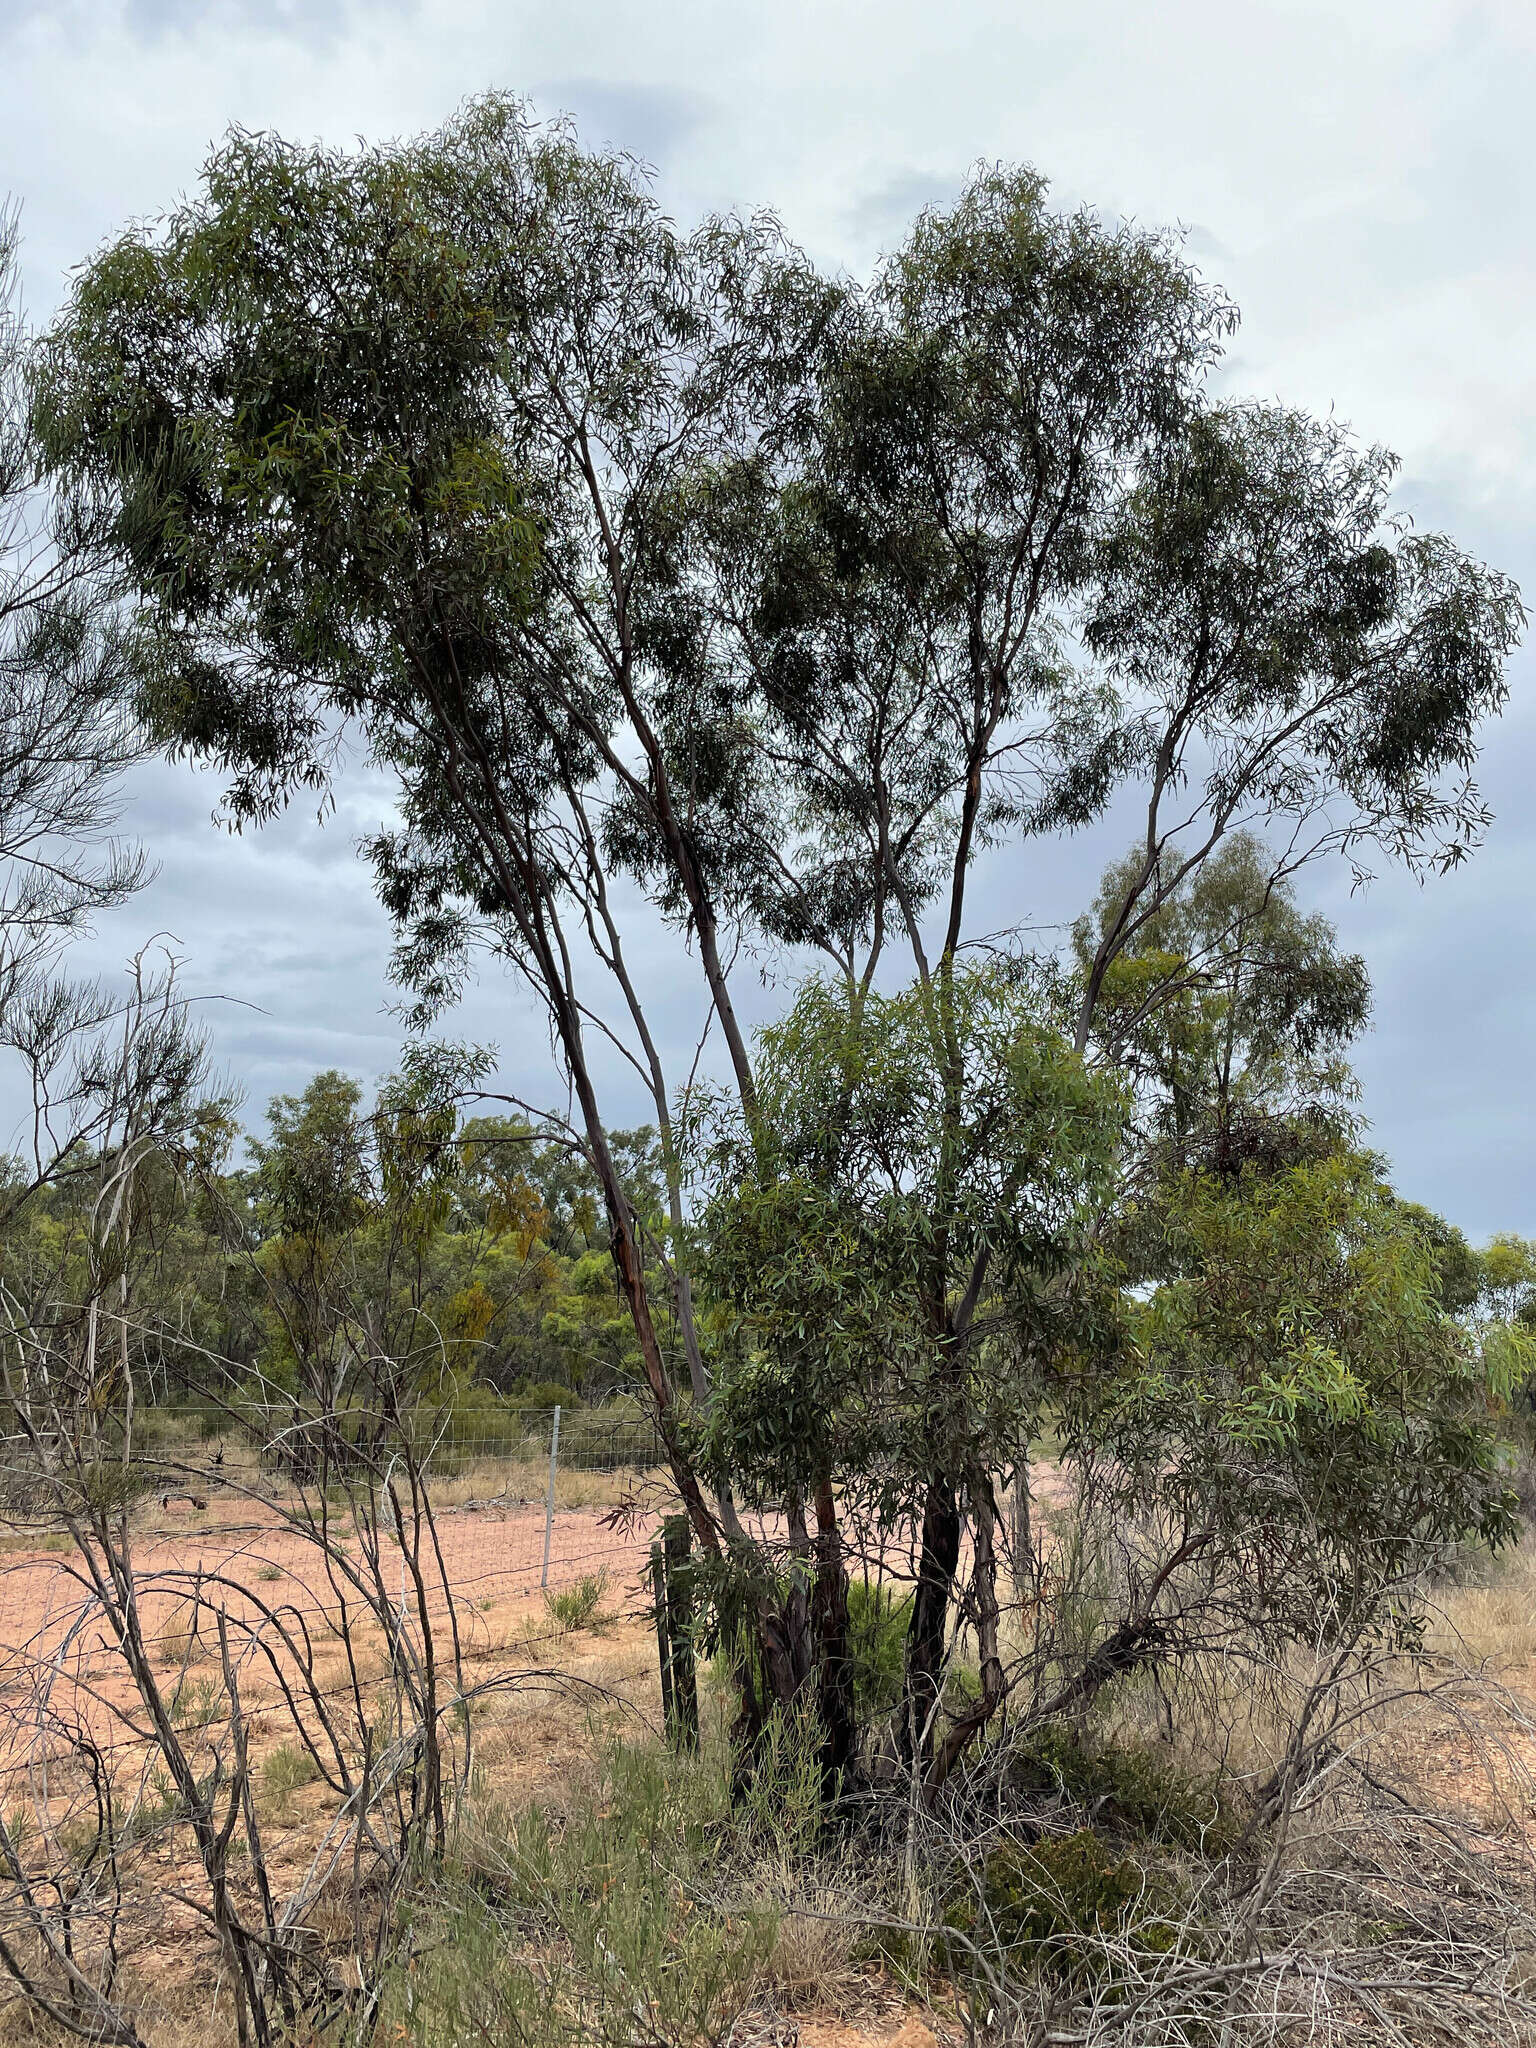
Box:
540 1404 561 1591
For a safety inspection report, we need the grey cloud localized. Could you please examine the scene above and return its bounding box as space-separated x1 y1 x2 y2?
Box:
1 0 1533 1234
531 79 713 171
848 168 966 248
1 0 415 51
1181 223 1233 267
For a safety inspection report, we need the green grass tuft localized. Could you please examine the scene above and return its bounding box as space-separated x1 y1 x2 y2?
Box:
543 1570 608 1631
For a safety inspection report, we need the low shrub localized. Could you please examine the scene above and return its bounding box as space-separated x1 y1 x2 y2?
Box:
169 1675 222 1730
120 1768 193 1846
136 1398 229 1445
504 1381 583 1412
156 1598 210 1668
950 1827 1175 1982
263 1742 320 1803
75 1460 157 1517
1009 1723 1232 1852
543 1570 609 1631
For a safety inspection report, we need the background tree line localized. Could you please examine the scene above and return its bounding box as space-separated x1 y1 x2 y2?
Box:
2 1067 677 1421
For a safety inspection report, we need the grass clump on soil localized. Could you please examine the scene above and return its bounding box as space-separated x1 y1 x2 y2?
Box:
386 1710 867 2047
120 1768 194 1847
262 1741 320 1805
169 1674 222 1730
542 1569 609 1632
156 1598 209 1668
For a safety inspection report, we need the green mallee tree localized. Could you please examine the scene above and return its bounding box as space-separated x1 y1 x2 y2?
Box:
693 178 1522 1769
32 99 808 1584
32 97 1524 1784
694 962 1127 1777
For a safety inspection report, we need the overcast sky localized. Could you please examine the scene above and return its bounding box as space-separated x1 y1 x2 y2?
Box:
0 0 1532 1236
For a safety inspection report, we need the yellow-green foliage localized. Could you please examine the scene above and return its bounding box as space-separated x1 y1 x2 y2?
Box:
1097 1152 1520 1624
240 1086 662 1404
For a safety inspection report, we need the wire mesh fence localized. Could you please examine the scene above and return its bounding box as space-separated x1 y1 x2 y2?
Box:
0 1382 972 2039
0 1401 679 1797
0 1387 706 2043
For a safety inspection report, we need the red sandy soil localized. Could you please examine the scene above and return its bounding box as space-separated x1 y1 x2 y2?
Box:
0 1479 1071 2045
0 1465 1078 1782
0 1490 665 1783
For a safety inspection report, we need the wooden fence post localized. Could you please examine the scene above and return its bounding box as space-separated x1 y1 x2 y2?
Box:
651 1513 698 1751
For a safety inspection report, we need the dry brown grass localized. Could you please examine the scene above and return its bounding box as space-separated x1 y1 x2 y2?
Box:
12 1464 1536 2048
423 1453 660 1514
1428 1538 1536 1671
0 1979 243 2048
153 1597 211 1669
746 1858 872 2019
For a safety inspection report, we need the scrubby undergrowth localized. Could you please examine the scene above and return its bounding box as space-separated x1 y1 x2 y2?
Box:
377 1553 1536 2048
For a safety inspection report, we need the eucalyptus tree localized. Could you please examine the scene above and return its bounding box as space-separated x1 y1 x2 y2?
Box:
704 199 1521 1767
695 961 1126 1780
33 111 1233 1761
1075 831 1372 1172
1070 402 1521 1043
32 101 816 1578
0 205 214 1468
32 98 1525 1783
0 205 143 950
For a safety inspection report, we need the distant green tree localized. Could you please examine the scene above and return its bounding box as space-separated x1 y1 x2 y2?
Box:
250 1070 371 1240
1088 1153 1517 1675
1476 1234 1536 1326
1076 833 1370 1173
1393 1202 1483 1317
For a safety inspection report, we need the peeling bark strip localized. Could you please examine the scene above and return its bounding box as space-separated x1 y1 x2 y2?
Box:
813 1476 856 1790
929 1476 1007 1794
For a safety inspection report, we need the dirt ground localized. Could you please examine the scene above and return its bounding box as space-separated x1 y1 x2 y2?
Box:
0 1485 664 1771
0 1541 947 2046
0 1470 969 2046
5 1489 1525 2047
